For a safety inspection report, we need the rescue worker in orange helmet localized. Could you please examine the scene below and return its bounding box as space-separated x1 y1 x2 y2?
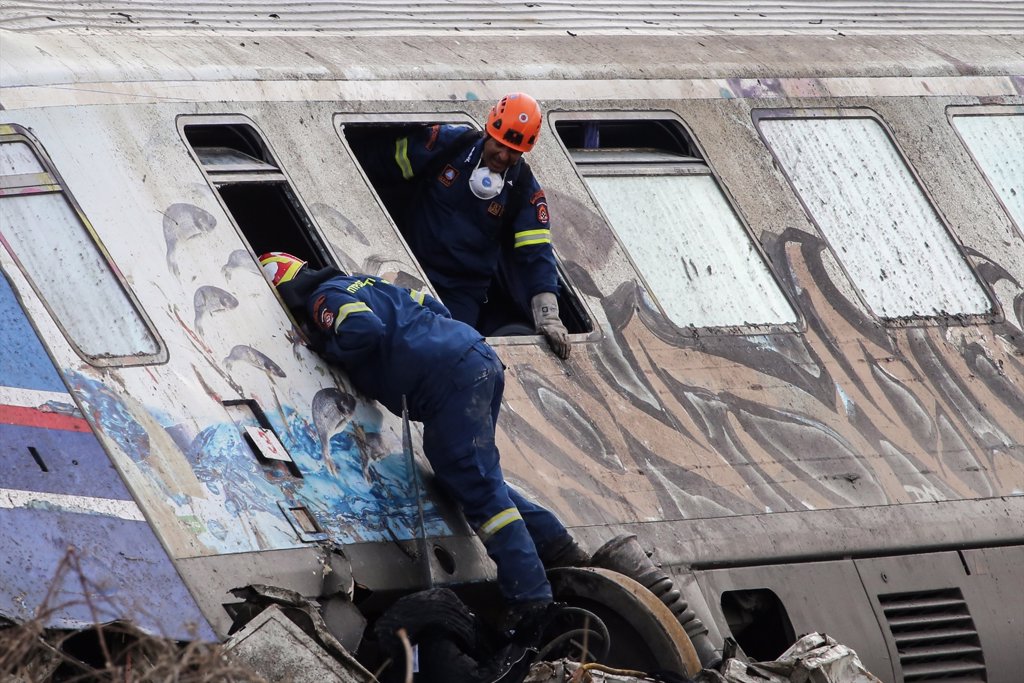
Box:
366 92 571 359
258 252 588 615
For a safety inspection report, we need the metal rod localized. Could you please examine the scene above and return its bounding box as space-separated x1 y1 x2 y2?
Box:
402 395 432 589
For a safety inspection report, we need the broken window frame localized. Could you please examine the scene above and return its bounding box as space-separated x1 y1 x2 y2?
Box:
333 111 598 344
177 114 337 275
0 124 167 367
753 107 998 327
551 111 802 335
947 104 1024 238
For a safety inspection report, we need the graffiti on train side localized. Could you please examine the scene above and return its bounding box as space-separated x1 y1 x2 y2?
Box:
68 373 450 553
505 195 1024 526
193 285 239 336
162 203 217 279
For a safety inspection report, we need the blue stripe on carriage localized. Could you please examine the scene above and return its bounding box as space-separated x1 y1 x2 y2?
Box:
0 422 132 500
0 507 215 641
0 274 67 394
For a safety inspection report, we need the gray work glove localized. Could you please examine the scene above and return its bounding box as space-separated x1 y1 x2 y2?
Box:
531 292 571 359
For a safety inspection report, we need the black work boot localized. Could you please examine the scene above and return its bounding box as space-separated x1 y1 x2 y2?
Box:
540 537 591 569
501 601 549 641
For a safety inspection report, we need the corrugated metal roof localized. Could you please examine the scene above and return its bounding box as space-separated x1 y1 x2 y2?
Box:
1 0 1022 35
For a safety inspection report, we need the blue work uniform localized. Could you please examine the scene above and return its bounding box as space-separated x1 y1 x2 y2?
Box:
388 124 559 327
305 272 571 605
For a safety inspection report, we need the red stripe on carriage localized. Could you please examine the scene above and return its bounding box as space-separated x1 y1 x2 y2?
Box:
0 404 90 432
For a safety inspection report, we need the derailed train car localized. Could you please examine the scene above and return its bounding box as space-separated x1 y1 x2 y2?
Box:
1 1 1022 679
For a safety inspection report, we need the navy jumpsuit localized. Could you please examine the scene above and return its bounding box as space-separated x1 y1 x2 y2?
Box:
306 273 570 605
384 124 560 327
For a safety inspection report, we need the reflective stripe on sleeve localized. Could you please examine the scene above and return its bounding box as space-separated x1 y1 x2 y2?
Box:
395 137 414 180
513 228 552 248
333 302 372 331
478 507 523 543
409 289 426 305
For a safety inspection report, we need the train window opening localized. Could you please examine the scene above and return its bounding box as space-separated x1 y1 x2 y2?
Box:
181 121 331 269
556 119 699 161
341 121 593 338
756 112 993 321
721 588 795 661
950 110 1024 235
554 116 798 330
0 126 164 365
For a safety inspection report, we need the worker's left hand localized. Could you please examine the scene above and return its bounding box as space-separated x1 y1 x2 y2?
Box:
531 292 571 360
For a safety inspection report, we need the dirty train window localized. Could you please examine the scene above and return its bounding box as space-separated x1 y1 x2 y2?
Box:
341 121 593 339
757 113 992 320
0 126 163 364
950 111 1024 236
555 118 798 329
180 119 331 269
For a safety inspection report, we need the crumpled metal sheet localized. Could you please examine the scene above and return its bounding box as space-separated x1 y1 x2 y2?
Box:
703 633 883 683
525 660 658 682
224 604 374 683
525 633 882 682
228 584 357 666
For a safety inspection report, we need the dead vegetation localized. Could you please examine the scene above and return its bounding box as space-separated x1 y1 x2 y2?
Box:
0 548 269 683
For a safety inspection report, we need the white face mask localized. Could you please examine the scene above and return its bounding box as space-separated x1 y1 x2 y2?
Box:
468 158 505 200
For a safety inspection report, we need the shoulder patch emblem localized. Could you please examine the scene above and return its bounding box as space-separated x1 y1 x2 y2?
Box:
312 295 332 330
536 203 549 224
488 201 504 217
315 296 335 331
530 190 546 205
318 306 335 330
439 164 459 187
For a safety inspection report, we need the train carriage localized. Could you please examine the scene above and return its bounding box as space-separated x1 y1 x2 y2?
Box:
1 1 1022 679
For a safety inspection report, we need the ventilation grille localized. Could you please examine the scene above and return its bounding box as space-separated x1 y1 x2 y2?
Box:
879 588 986 682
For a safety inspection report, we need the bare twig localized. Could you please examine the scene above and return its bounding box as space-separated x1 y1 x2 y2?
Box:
373 656 393 680
1 547 272 683
396 628 414 683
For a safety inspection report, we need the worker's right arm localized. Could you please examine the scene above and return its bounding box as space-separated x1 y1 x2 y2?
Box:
309 289 384 360
390 124 472 181
408 287 451 319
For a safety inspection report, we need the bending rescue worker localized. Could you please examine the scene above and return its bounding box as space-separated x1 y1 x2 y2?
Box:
259 252 589 620
370 92 571 359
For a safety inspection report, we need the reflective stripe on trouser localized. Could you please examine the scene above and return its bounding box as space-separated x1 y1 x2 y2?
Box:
420 342 554 604
479 506 523 542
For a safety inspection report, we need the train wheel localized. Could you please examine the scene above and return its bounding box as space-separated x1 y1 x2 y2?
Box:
548 567 702 676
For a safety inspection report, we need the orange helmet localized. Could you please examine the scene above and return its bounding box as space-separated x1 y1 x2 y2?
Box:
486 92 542 153
259 252 306 287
